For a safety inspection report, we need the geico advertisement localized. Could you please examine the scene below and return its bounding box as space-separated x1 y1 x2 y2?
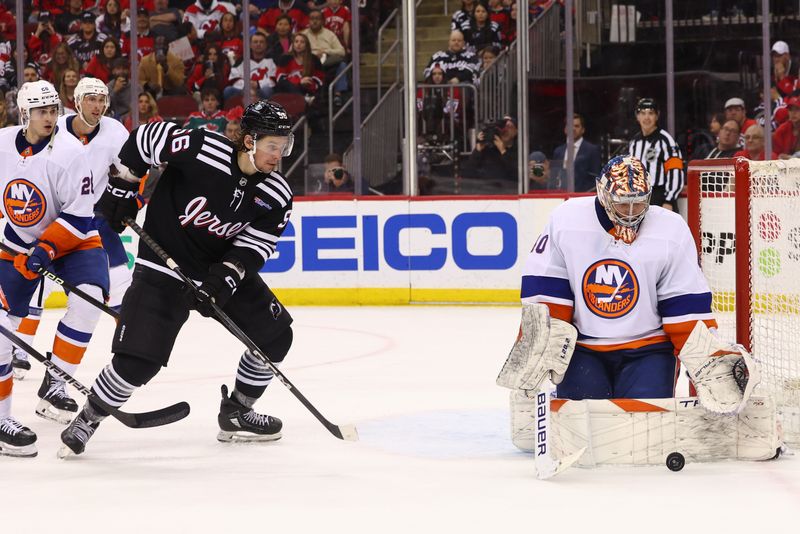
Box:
260 198 559 291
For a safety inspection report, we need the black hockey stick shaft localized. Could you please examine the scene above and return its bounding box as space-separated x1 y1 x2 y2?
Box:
125 218 358 441
0 324 189 428
0 242 119 320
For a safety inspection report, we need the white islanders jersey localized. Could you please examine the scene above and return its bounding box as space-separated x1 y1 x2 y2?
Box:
57 114 130 203
0 125 100 255
521 196 716 353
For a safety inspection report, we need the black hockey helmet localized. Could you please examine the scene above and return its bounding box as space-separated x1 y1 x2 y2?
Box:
241 99 293 138
635 97 658 113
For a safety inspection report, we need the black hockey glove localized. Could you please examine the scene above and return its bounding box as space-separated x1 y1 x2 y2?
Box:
191 262 244 317
98 175 140 233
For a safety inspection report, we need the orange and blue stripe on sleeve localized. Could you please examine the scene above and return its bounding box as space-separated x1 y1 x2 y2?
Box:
658 292 718 353
521 275 575 322
0 362 13 401
38 213 102 258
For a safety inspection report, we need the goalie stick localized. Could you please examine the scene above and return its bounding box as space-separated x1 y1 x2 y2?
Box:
125 217 359 442
0 324 190 429
0 241 120 320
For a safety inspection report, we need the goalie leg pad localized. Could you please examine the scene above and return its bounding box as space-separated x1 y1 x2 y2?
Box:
549 396 782 466
509 390 537 452
497 303 577 391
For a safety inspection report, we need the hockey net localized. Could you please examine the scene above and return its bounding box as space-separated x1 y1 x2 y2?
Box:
688 158 800 446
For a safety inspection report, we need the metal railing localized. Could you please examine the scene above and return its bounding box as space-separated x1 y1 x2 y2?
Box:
416 83 478 154
529 1 562 78
477 46 516 127
345 83 402 187
377 7 402 99
328 61 354 154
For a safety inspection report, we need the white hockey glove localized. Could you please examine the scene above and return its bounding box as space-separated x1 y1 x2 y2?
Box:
497 303 577 391
678 321 761 415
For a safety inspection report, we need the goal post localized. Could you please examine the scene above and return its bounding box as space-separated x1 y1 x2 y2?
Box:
687 157 800 446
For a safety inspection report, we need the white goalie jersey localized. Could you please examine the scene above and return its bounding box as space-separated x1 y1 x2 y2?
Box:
0 126 100 255
521 196 717 354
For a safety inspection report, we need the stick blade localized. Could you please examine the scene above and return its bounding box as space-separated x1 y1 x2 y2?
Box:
535 446 586 480
116 401 191 429
333 423 359 441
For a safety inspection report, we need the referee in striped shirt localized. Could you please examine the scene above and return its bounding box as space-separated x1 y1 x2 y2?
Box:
628 98 685 212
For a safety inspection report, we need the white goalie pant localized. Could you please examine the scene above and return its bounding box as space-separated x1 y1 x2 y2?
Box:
510 392 782 464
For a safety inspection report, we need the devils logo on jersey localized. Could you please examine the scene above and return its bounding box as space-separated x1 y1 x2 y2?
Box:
582 259 639 318
3 179 47 227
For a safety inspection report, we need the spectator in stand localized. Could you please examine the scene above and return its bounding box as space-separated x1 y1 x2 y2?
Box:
275 33 324 101
23 63 42 83
703 120 741 159
528 151 554 190
226 31 277 101
55 0 83 36
771 40 798 80
323 0 352 51
734 124 777 161
258 0 309 34
139 35 186 97
461 2 503 53
488 0 511 39
184 0 233 39
107 57 131 118
68 11 107 70
0 98 9 128
425 30 480 85
43 41 79 85
724 97 756 147
466 115 518 182
121 8 156 61
223 106 243 142
0 43 15 95
506 1 517 42
417 64 462 139
28 11 62 67
478 45 500 74
85 37 121 82
187 43 231 99
57 67 79 111
150 0 184 42
266 15 294 61
96 0 129 39
315 153 368 195
209 11 243 65
552 113 602 192
183 86 227 132
30 1 68 23
123 91 164 131
302 9 348 104
0 4 14 43
452 0 477 30
773 97 800 159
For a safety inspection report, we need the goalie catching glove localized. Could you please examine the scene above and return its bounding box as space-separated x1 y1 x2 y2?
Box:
497 303 577 391
678 321 761 414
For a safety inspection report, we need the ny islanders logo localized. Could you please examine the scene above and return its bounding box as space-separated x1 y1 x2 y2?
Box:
582 259 639 318
3 179 47 227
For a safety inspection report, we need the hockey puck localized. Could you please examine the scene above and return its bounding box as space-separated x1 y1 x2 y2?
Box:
666 452 685 472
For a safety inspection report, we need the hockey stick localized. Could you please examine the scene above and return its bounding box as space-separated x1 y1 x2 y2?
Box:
0 324 190 428
125 217 359 442
0 242 119 320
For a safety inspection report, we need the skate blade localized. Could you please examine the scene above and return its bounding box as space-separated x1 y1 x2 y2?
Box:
35 400 77 425
0 443 38 458
12 369 27 380
57 445 79 460
217 430 282 443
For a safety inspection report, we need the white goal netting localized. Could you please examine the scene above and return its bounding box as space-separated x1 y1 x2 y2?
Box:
689 158 800 446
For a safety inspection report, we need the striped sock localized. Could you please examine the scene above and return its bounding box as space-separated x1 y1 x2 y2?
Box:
91 363 137 408
50 321 93 379
234 351 278 402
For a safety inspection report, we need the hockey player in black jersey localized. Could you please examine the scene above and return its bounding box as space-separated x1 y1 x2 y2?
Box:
61 100 296 456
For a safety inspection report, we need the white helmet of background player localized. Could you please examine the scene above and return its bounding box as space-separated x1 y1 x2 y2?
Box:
596 155 652 244
17 80 62 132
74 77 110 128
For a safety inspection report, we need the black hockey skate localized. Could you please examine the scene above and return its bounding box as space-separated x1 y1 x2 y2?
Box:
11 347 31 380
36 371 79 424
217 385 282 443
59 405 104 458
0 416 37 457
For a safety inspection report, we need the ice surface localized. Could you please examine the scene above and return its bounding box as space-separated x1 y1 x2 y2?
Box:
4 306 798 533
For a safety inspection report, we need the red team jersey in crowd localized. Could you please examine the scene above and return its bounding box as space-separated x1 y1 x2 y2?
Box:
120 33 155 61
322 5 351 46
257 7 309 34
275 57 323 94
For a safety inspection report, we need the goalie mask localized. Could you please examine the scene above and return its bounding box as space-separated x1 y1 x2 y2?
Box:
596 155 652 244
17 80 62 132
74 77 110 128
